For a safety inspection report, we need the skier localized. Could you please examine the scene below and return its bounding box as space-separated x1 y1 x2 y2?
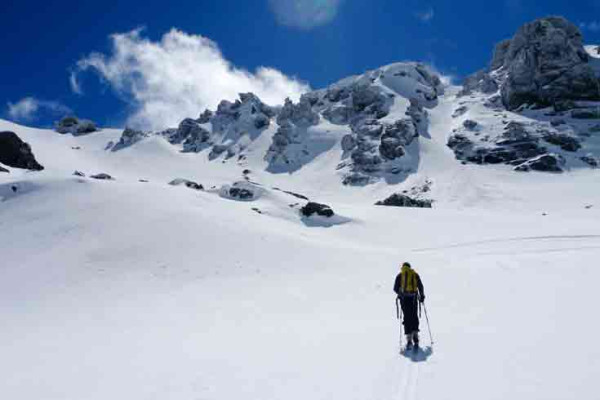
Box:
394 262 425 349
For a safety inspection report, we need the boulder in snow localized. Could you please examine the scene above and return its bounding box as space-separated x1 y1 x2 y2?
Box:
0 131 44 171
90 173 114 180
169 178 204 190
300 202 335 217
55 116 98 135
375 194 433 208
219 181 264 201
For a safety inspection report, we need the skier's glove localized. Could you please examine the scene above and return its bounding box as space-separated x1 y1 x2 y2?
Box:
419 294 425 303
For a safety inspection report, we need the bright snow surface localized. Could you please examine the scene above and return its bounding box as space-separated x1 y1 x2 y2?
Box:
1 84 600 399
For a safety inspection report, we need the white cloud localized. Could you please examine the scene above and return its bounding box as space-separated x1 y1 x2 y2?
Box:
71 28 310 130
7 97 71 122
580 21 600 32
415 7 434 23
268 0 343 30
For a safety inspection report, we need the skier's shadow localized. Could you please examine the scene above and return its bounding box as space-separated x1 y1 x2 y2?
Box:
400 346 433 363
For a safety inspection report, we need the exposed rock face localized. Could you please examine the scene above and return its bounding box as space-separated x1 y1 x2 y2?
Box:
514 153 565 172
375 193 433 208
0 131 44 171
459 70 499 96
448 121 547 166
491 39 512 70
495 17 600 109
114 127 149 150
55 116 98 135
169 178 204 190
0 164 8 173
541 132 581 152
300 202 334 217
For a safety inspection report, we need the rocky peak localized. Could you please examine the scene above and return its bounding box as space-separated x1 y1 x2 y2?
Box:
497 16 600 109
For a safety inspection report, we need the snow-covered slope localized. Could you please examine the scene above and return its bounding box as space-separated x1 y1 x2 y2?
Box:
2 85 600 400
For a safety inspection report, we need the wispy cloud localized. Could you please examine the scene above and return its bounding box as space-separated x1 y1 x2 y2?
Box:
268 0 343 30
7 97 71 122
415 7 434 23
71 28 310 130
580 21 600 32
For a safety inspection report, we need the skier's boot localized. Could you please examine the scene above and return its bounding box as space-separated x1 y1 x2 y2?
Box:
405 335 413 351
413 332 420 350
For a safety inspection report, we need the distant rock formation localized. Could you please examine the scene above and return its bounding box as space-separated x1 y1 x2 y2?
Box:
55 116 98 135
495 16 600 109
0 131 44 171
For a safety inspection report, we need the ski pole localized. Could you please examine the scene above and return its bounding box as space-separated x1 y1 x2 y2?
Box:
423 302 434 346
396 297 403 351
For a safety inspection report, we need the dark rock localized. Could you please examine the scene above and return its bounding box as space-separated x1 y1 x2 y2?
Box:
553 100 577 112
55 116 98 135
580 155 599 167
114 127 148 149
498 17 600 110
379 137 406 160
90 173 114 180
452 106 468 118
341 134 357 152
514 153 565 172
197 109 213 124
277 97 319 128
571 109 600 119
0 131 44 171
459 70 498 96
550 119 566 126
542 132 581 151
73 171 85 177
229 187 253 200
375 193 433 208
300 202 335 217
0 165 8 173
491 39 512 70
463 120 478 130
342 173 371 186
169 178 203 190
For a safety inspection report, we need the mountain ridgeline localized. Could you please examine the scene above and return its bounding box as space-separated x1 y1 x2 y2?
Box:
11 16 599 182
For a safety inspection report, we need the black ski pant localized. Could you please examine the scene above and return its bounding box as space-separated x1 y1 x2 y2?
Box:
400 293 419 335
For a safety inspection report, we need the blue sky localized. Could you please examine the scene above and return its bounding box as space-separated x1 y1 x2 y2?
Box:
1 0 599 129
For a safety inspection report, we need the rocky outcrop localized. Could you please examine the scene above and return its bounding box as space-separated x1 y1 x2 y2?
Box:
55 116 98 135
169 178 204 190
114 127 149 150
514 153 565 172
219 181 264 201
300 202 334 217
0 164 8 173
448 121 547 166
0 131 44 171
375 193 433 208
493 17 600 109
459 70 499 96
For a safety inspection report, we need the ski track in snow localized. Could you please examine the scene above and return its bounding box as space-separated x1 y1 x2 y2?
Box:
411 234 600 253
